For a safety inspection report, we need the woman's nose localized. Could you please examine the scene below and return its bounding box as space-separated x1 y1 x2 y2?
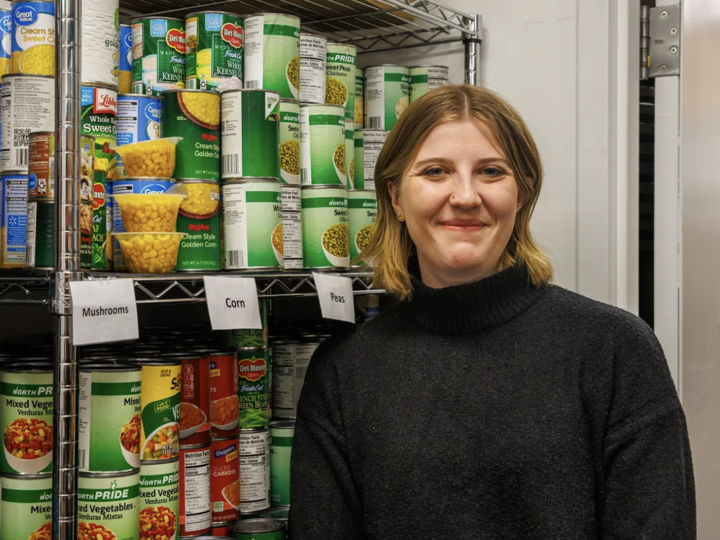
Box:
449 175 482 208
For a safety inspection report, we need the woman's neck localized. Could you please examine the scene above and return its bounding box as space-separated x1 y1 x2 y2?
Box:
418 257 500 289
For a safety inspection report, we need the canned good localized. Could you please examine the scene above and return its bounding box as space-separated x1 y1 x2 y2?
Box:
259 506 289 521
270 342 296 419
0 473 53 539
10 0 54 76
131 17 186 96
185 11 243 91
211 437 241 523
208 351 239 439
299 32 326 104
0 172 28 268
79 364 142 473
175 179 222 271
210 524 234 538
353 127 364 189
106 180 114 269
136 360 181 461
92 169 109 270
0 6 11 76
0 74 54 172
363 129 388 191
27 131 53 197
364 65 410 131
179 444 212 537
278 98 300 184
78 471 140 540
238 347 270 428
161 89 220 181
244 13 300 99
344 118 354 188
269 420 294 507
223 300 269 348
280 185 302 270
140 458 180 540
119 24 132 93
80 135 96 202
325 43 357 120
355 67 364 126
116 94 161 178
222 178 283 271
81 84 118 180
348 189 377 265
409 64 449 103
301 185 349 269
239 427 271 515
180 355 211 445
81 0 120 87
80 199 92 269
25 196 53 269
299 104 345 186
230 519 286 539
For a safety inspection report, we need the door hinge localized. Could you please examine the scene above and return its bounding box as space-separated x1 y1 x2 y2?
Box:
642 4 680 80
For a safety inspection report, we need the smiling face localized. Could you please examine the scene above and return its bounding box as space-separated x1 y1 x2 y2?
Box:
389 118 522 288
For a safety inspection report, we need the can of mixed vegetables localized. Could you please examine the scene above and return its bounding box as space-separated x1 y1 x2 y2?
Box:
140 458 180 540
78 470 140 540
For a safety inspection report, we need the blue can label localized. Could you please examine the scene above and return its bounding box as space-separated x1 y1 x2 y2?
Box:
116 95 161 177
1 174 28 267
119 24 132 72
0 11 11 61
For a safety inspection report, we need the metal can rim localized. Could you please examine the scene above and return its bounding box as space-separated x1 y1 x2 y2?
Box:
175 178 221 185
130 15 184 23
79 469 140 478
326 42 358 52
301 184 347 191
299 103 344 112
363 64 410 69
223 177 281 185
118 93 160 99
186 10 243 18
160 88 217 96
408 64 450 69
229 519 286 534
79 363 141 372
116 177 175 182
27 196 54 203
82 81 120 91
246 12 300 22
140 456 180 467
220 88 280 98
0 73 54 80
240 426 270 434
0 472 53 480
270 420 296 429
180 443 211 451
131 358 182 366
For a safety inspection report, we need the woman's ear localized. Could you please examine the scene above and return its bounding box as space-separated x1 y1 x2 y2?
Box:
388 182 404 220
516 177 533 213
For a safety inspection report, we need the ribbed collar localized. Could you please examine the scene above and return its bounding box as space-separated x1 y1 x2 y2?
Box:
399 264 546 335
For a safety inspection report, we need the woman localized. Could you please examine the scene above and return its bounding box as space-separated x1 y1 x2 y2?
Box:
290 85 695 539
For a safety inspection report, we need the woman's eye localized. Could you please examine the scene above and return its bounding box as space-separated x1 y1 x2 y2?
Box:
480 166 507 178
422 167 446 177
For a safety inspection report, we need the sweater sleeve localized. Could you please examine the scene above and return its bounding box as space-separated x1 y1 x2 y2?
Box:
599 318 696 539
289 339 364 540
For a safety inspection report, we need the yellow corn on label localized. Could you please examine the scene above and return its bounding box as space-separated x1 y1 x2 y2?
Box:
11 1 55 76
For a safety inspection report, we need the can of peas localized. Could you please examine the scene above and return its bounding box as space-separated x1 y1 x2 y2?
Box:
301 185 349 269
326 43 357 121
175 179 221 272
299 104 346 186
237 347 270 428
348 189 377 266
278 98 300 184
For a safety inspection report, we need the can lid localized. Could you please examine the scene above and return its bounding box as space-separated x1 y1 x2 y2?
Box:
300 31 327 40
140 456 180 467
364 64 409 69
82 82 119 92
259 506 290 519
280 98 300 105
326 42 358 52
1 73 54 79
408 64 450 69
300 184 348 191
159 88 216 96
130 15 184 22
118 93 160 100
220 88 280 98
0 362 53 373
246 12 301 22
230 519 286 534
175 178 220 185
79 469 140 479
240 426 270 434
0 472 53 480
180 443 211 451
79 363 141 372
186 10 242 18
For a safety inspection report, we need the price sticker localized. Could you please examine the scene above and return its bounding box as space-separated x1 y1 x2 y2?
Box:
204 276 262 330
69 280 139 345
313 272 355 323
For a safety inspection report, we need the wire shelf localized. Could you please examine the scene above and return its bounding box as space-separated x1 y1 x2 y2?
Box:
0 270 51 306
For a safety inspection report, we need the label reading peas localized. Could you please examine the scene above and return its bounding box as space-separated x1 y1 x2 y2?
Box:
78 473 140 540
326 44 357 120
365 65 410 131
131 17 186 96
186 12 244 91
140 459 180 540
176 181 221 271
348 191 377 266
0 475 53 540
279 99 300 184
299 104 345 186
11 1 55 76
301 187 349 269
238 349 270 428
139 363 181 462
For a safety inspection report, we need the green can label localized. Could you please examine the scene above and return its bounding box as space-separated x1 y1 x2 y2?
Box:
301 187 349 269
78 473 140 540
81 85 118 177
140 363 181 461
238 349 270 428
365 65 410 131
131 18 186 96
244 13 300 99
270 423 294 506
0 369 53 475
81 201 93 270
299 105 345 186
0 475 53 540
161 90 220 180
355 67 364 126
326 43 357 120
140 460 180 540
223 300 269 348
92 170 108 270
186 12 244 91
220 90 281 180
79 368 142 473
409 65 449 103
344 119 354 188
25 199 54 268
279 99 300 184
176 181 222 271
353 128 364 190
349 192 377 265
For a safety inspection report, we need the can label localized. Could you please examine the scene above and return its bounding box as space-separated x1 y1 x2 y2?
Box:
92 170 108 270
81 85 118 179
0 475 52 539
238 349 270 428
1 174 28 268
27 132 53 197
409 65 449 103
176 180 222 271
139 363 181 461
11 1 55 76
222 301 269 349
349 192 377 265
106 180 114 270
220 90 281 180
353 128 364 189
0 9 11 77
140 459 180 540
239 428 270 514
299 33 326 104
244 13 300 99
78 473 140 540
25 199 53 268
209 353 239 438
345 119 354 188
211 438 240 523
222 180 283 270
180 357 211 446
365 65 410 131
363 130 388 190
131 18 186 96
326 44 357 120
270 424 294 506
179 445 212 536
301 187 349 269
186 12 244 91
116 94 161 178
81 136 96 201
300 105 346 186
80 200 92 270
81 0 120 87
161 90 220 180
279 100 300 184
119 24 132 93
355 67 364 126
281 210 302 270
271 344 295 417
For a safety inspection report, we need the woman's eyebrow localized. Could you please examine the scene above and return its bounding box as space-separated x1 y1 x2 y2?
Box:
412 156 511 168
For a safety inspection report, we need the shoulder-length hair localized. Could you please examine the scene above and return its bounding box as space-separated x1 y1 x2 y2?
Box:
361 84 553 300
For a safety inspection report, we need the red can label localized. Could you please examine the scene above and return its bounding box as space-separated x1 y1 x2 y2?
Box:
180 357 211 446
179 445 211 537
211 438 240 523
212 522 231 537
209 353 239 438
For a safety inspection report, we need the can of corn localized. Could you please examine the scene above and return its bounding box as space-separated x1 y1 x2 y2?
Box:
348 189 377 266
119 24 132 93
92 169 109 270
230 519 286 539
344 118 355 188
0 363 53 474
365 64 411 131
221 178 283 271
0 171 28 268
27 131 53 197
135 359 181 462
299 104 345 186
239 427 271 515
140 458 180 540
325 43 356 121
10 0 54 76
175 179 221 272
244 13 300 99
363 129 388 192
177 354 211 446
80 199 92 269
161 89 220 181
0 6 12 77
0 473 53 539
211 437 241 523
269 420 294 507
25 196 53 269
80 134 96 201
353 126 364 189
220 89 280 180
78 470 141 540
237 347 270 429
207 350 239 439
280 184 302 270
81 0 120 87
409 64 449 103
0 74 54 172
185 11 244 92
81 83 118 181
116 94 161 178
179 443 212 537
301 185 349 269
131 16 186 96
222 301 269 348
355 67 364 126
299 32 326 104
278 99 300 184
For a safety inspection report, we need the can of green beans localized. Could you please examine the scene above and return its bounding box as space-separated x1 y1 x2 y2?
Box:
175 179 222 272
237 348 270 429
325 43 356 120
220 89 281 180
365 64 411 131
355 67 364 126
353 127 364 190
230 518 286 539
299 104 345 186
139 458 180 540
363 129 388 192
269 420 294 507
409 65 449 103
281 184 302 270
348 190 377 266
0 473 53 539
78 470 140 540
301 185 349 269
279 99 300 184
222 300 269 348
344 118 355 189
25 197 53 269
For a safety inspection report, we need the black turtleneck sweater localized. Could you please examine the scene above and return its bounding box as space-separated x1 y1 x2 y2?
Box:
289 266 696 539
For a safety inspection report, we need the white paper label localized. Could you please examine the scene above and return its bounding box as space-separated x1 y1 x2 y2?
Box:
313 272 355 323
70 280 139 345
204 276 262 330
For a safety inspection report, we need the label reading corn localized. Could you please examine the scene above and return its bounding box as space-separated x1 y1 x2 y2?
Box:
299 104 345 186
81 0 120 87
355 67 364 126
119 24 132 93
353 128 364 190
326 43 356 121
186 12 244 91
176 180 222 271
0 8 11 77
139 362 181 462
238 349 270 428
140 460 180 540
365 65 410 131
409 65 449 103
279 99 300 184
78 472 140 540
92 170 108 270
11 1 55 76
1 174 28 268
301 187 349 269
131 17 186 96
344 119 354 189
348 190 377 266
0 475 53 540
81 85 118 180
116 94 161 178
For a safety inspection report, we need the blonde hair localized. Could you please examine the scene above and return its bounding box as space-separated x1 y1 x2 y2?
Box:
362 84 553 300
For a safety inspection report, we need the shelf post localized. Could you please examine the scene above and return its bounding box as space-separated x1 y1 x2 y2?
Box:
463 13 483 86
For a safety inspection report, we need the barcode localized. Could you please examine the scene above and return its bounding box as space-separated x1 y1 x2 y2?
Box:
300 169 309 184
228 250 244 267
223 154 240 176
368 117 383 129
15 148 28 167
246 80 261 89
49 157 55 188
